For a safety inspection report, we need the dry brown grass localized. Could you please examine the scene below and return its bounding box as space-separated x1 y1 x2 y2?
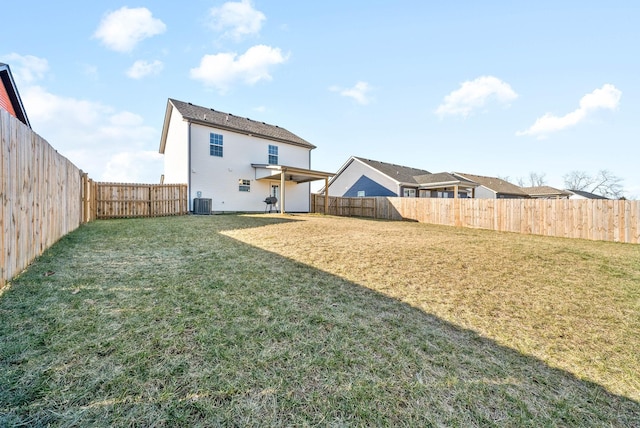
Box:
2 214 638 426
223 214 640 401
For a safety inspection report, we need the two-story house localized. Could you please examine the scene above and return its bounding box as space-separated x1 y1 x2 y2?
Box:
159 99 331 213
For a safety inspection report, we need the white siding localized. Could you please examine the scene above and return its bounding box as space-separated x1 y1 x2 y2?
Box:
328 159 399 197
189 123 311 212
473 186 498 199
163 107 189 184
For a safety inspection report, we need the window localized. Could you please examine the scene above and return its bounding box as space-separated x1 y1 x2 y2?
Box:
268 145 278 165
239 179 250 192
210 133 223 157
403 188 416 197
357 190 366 197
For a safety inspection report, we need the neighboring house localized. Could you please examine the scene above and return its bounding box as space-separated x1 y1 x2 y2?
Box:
453 172 530 199
327 156 431 197
0 62 30 128
566 189 609 200
522 186 572 199
159 98 332 213
326 156 478 198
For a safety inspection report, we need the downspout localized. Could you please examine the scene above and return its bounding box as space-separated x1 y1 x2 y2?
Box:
188 122 192 211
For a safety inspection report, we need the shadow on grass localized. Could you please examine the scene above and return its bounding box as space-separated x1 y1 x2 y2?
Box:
0 215 638 426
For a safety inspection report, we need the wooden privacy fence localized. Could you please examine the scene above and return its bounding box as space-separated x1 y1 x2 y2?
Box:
312 194 640 244
1 110 87 288
1 108 189 288
95 182 187 219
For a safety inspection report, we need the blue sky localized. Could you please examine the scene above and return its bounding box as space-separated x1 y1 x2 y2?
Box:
3 1 639 197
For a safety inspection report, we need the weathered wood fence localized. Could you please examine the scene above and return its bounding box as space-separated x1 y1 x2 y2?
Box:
1 110 188 288
95 182 188 219
312 194 640 244
1 110 87 288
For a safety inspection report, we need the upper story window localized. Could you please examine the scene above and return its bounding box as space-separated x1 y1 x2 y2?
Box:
268 145 278 165
210 133 223 157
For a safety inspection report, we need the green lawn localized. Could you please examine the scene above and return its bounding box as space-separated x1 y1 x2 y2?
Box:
1 214 639 426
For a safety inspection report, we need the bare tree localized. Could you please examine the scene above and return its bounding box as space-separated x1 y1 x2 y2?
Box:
528 172 546 187
563 170 593 190
515 172 546 187
563 170 624 199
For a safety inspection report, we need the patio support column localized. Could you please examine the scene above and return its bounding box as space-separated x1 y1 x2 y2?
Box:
280 168 286 214
324 177 329 214
454 185 459 199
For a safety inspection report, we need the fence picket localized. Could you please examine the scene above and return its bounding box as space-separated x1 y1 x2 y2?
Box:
312 194 640 244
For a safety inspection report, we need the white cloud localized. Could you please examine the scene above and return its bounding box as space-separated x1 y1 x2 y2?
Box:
0 53 49 84
7 55 162 183
436 75 518 118
22 85 161 182
330 81 373 105
93 7 166 53
517 84 621 138
190 45 288 92
209 0 265 40
2 53 163 184
103 151 164 183
126 60 164 79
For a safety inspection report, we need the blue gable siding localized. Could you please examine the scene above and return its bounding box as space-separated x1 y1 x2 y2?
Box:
344 175 397 197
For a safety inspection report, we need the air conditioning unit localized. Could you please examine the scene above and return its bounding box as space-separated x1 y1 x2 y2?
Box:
193 198 212 215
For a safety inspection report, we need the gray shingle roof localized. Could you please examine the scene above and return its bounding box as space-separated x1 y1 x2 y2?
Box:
567 189 609 199
454 172 529 196
354 157 431 185
522 186 572 197
414 172 477 187
169 98 314 149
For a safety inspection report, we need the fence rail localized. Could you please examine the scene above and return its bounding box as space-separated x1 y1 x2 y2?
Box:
95 182 188 219
312 194 640 244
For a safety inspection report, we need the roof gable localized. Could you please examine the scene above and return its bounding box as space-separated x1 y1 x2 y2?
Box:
0 63 30 128
167 98 314 149
414 172 478 187
454 172 528 196
353 157 431 185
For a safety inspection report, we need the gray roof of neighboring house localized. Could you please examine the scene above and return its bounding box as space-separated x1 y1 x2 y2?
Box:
454 172 529 196
414 172 478 187
354 157 431 185
168 98 315 149
567 189 609 199
522 186 572 197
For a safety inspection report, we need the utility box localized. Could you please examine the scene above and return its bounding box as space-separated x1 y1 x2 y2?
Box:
193 198 212 215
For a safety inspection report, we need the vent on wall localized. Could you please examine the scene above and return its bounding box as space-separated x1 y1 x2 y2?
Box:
193 198 212 215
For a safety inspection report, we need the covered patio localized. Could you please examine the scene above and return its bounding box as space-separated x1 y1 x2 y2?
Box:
252 164 334 213
414 173 478 198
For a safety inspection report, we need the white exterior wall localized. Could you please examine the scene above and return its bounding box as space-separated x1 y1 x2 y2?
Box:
328 159 399 197
163 107 189 184
568 193 587 200
189 123 311 212
473 186 498 199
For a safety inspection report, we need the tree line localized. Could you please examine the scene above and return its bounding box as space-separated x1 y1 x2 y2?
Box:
502 170 626 199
